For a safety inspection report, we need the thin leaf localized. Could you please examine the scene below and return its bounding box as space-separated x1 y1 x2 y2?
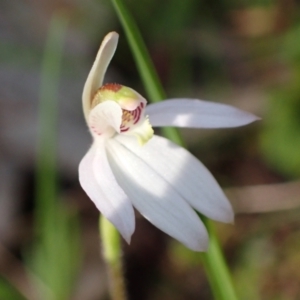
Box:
27 12 81 300
109 0 238 299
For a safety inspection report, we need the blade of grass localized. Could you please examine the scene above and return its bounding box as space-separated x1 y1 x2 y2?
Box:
109 0 238 299
30 12 81 300
35 13 67 227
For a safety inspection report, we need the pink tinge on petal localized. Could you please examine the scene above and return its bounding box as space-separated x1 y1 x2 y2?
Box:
90 116 103 136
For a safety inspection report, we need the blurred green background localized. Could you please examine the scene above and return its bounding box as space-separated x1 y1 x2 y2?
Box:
1 0 300 299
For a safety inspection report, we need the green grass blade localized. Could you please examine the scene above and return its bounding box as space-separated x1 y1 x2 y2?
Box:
28 12 81 300
35 13 68 225
111 0 166 103
109 1 238 299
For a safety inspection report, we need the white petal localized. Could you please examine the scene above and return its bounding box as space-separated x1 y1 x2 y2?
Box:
82 32 119 121
115 135 234 223
106 138 208 251
89 101 122 137
79 143 135 243
146 98 260 128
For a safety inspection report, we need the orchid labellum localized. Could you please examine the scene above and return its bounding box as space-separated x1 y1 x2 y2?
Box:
79 32 259 251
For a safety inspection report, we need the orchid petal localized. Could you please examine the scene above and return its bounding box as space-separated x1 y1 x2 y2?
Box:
115 135 234 223
82 32 119 121
79 143 135 243
89 101 122 137
146 98 260 128
106 139 209 251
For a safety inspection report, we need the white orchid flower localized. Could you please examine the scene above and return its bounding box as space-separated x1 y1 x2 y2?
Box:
79 32 259 251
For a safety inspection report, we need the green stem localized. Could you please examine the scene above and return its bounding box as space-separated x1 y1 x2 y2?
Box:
109 0 238 299
100 216 127 300
201 218 238 300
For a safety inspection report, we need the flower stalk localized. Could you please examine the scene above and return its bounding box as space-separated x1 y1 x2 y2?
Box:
100 217 127 300
201 220 238 300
